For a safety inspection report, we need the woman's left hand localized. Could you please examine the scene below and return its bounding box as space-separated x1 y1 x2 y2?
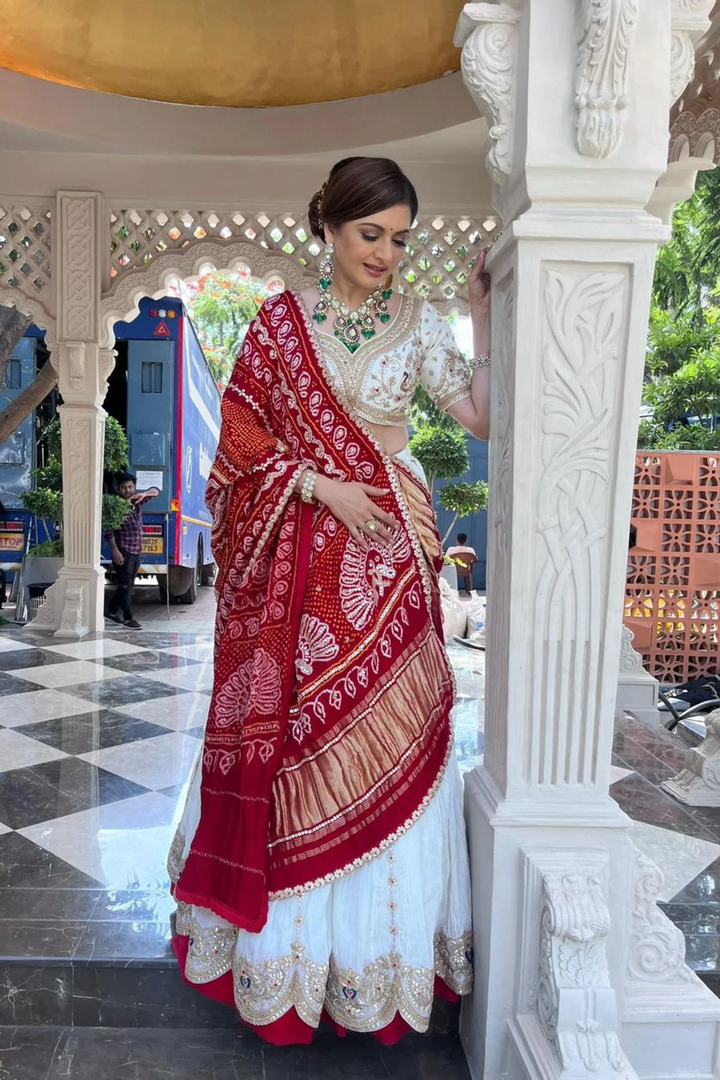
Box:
468 250 491 316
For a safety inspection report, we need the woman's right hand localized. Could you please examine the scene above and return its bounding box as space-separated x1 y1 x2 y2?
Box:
313 475 398 548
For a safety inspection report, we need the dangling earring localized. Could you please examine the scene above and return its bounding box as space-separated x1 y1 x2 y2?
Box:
319 244 334 290
313 244 334 326
382 272 393 293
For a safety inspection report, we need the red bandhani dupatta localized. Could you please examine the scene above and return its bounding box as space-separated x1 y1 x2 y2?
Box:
173 291 455 932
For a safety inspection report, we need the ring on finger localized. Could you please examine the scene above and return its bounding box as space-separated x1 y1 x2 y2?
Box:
364 519 379 533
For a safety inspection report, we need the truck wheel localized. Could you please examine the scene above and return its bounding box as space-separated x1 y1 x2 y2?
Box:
201 560 215 586
176 539 202 606
157 575 169 605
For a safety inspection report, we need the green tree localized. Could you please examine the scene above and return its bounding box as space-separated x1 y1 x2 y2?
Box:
183 273 269 387
640 169 720 449
643 348 720 427
21 416 131 555
437 480 488 546
408 425 469 495
652 169 720 324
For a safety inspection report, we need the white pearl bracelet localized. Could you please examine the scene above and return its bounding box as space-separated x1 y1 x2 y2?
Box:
300 469 318 504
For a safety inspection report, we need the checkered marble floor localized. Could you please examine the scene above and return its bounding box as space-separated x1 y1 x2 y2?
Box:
0 621 719 1005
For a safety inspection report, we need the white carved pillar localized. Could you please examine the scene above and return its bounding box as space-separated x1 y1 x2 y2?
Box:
455 2 719 1079
33 193 109 637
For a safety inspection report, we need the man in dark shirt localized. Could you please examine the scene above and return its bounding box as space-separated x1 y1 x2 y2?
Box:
105 472 159 629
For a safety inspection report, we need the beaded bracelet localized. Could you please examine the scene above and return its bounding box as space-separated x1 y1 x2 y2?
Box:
300 469 318 504
468 353 491 370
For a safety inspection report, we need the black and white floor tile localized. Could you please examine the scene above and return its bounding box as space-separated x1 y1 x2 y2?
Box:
0 616 718 1034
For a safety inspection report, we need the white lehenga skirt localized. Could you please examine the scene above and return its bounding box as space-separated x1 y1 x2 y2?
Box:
169 750 473 1037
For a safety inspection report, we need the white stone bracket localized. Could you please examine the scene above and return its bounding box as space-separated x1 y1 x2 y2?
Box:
512 848 637 1079
454 2 522 189
670 0 716 107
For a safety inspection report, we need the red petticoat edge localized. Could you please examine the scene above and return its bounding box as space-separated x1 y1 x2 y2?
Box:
172 936 460 1047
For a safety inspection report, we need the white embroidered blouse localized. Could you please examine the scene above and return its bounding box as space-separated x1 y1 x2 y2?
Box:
303 293 472 427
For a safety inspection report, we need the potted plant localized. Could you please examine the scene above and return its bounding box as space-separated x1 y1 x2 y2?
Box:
20 416 131 607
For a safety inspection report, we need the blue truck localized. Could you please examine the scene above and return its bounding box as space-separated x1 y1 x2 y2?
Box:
0 296 221 606
0 329 56 594
105 296 221 604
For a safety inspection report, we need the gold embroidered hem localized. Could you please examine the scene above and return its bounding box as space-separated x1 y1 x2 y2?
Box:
233 942 329 1027
325 950 434 1033
175 914 472 1032
434 930 474 995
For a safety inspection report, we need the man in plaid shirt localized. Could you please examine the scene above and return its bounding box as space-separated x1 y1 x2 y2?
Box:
105 472 159 629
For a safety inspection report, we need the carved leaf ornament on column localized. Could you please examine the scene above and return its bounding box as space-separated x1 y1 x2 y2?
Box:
575 0 640 159
532 270 625 785
66 418 93 566
492 282 514 558
67 342 85 392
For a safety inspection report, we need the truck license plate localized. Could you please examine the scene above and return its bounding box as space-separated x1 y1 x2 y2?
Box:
142 538 164 554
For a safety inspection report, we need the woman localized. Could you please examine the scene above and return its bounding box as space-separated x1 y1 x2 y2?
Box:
168 156 491 1045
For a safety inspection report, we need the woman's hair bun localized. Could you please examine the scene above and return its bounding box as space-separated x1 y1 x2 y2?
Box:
308 186 326 242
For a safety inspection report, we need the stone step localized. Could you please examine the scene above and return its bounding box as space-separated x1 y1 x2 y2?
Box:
0 954 461 1033
0 1025 472 1080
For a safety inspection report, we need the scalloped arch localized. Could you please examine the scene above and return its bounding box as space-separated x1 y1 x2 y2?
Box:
100 240 314 347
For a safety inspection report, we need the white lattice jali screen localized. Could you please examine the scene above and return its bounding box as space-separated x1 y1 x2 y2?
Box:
108 209 500 311
0 204 53 302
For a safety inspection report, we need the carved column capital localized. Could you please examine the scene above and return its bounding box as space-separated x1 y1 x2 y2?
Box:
454 3 522 187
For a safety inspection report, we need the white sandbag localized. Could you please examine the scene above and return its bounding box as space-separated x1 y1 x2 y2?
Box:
439 577 466 640
465 594 486 647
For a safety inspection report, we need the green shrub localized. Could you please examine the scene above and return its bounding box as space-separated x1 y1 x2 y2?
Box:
20 414 132 557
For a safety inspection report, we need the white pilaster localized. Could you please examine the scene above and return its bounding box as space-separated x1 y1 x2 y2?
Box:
33 192 108 637
455 2 719 1078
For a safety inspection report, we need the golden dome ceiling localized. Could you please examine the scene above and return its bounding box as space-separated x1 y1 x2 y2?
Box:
0 0 465 108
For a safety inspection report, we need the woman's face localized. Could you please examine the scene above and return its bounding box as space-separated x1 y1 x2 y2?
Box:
326 203 412 293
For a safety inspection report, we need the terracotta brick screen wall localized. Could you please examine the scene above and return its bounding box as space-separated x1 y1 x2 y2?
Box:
625 451 720 685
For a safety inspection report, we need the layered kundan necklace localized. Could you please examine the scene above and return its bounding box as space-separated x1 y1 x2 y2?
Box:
312 246 392 354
